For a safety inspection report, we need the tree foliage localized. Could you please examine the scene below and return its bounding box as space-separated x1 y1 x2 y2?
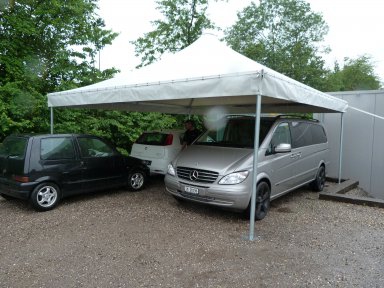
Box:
131 0 215 67
325 56 382 91
224 0 329 90
0 0 118 140
0 0 118 93
0 0 193 152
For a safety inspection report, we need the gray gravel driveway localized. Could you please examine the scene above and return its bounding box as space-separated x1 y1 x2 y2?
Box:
1 176 383 287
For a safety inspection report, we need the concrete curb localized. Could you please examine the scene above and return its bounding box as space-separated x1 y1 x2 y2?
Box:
319 179 384 208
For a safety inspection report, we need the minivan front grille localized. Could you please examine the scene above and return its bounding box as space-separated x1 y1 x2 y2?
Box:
177 166 219 183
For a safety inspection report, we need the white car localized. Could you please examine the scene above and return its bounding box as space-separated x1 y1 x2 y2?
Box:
130 130 184 175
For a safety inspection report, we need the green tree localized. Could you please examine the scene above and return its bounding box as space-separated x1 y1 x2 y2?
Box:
131 0 215 67
325 56 382 91
0 0 118 93
0 0 187 151
0 0 118 139
224 0 329 90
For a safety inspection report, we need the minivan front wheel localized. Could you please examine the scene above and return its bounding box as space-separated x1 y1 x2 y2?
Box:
311 165 326 192
245 181 271 221
30 183 61 211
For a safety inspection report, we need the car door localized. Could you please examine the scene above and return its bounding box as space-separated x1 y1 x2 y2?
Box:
264 122 299 196
290 122 327 185
38 136 83 196
76 136 124 192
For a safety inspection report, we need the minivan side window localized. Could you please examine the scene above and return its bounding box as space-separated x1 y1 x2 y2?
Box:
78 137 114 158
290 122 327 148
311 124 327 144
290 122 312 148
267 123 291 154
41 137 75 160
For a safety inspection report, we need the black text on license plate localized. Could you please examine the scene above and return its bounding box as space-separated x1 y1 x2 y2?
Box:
184 186 199 194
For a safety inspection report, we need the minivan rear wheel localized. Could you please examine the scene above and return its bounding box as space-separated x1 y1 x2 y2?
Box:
30 182 61 211
311 165 326 192
245 181 271 221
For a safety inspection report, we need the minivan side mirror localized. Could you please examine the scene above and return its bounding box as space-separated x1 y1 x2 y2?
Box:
274 143 291 153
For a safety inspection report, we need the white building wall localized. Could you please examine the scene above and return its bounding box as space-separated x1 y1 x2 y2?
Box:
316 90 384 199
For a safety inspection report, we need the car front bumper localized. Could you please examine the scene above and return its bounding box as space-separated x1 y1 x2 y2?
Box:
164 174 251 211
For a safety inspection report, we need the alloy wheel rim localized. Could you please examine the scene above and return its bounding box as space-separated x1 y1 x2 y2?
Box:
131 173 144 189
37 186 57 207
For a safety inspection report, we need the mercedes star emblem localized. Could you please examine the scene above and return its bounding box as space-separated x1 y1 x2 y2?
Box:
189 170 199 181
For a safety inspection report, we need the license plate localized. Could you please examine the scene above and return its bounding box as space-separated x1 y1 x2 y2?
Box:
184 185 199 194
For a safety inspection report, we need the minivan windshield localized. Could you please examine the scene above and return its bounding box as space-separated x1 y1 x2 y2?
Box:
0 136 28 159
195 117 274 148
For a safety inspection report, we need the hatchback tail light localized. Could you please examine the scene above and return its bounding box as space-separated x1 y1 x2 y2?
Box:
12 175 30 183
164 134 173 146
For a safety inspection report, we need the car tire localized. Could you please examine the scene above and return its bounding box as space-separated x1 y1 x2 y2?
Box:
245 181 271 221
127 170 146 191
30 182 61 211
311 165 326 192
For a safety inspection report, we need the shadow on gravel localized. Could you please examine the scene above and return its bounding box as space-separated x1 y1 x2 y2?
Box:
58 174 167 206
168 184 321 222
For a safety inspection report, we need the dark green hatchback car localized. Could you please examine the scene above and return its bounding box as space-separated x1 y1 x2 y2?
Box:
0 134 149 211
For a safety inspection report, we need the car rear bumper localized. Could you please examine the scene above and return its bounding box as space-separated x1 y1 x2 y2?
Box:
131 156 170 175
0 178 37 200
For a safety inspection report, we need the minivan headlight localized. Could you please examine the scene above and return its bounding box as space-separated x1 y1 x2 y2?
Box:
167 163 176 176
219 171 249 185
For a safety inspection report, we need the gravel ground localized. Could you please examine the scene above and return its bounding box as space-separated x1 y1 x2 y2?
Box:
1 177 383 288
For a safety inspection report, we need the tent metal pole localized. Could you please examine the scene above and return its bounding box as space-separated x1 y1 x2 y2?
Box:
187 98 194 119
338 113 344 184
249 93 262 241
50 107 54 134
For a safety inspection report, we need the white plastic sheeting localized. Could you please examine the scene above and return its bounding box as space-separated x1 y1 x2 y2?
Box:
47 34 348 114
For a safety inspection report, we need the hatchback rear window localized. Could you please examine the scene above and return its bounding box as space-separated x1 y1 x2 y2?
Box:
136 133 173 146
0 136 28 159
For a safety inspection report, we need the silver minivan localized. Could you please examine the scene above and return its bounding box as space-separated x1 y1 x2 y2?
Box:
164 115 329 220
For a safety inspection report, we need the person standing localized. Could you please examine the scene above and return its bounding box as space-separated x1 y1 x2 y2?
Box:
181 120 200 150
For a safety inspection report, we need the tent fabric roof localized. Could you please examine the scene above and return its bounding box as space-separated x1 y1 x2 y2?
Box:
47 34 348 114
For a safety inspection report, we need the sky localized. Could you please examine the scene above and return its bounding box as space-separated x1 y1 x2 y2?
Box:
96 0 384 82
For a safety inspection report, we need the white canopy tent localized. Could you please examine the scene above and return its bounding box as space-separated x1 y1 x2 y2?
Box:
48 34 347 114
47 34 348 240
